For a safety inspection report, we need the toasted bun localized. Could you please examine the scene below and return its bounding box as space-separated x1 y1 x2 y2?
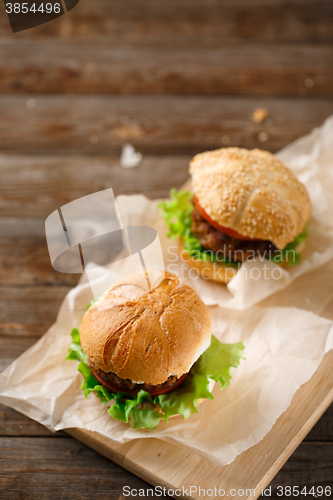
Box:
179 239 238 284
189 148 311 250
80 270 211 385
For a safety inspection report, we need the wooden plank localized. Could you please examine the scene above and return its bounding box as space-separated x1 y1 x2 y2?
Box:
0 286 71 337
0 336 38 372
0 436 331 499
0 473 170 500
0 219 77 286
0 436 168 500
0 218 121 287
1 41 332 95
0 216 134 286
0 436 133 473
267 443 333 496
0 96 332 154
0 0 332 43
0 404 60 437
306 404 333 442
0 155 190 218
67 350 333 500
0 335 39 354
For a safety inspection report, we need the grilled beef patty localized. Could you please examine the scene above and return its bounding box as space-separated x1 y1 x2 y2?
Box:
191 205 278 262
91 362 180 392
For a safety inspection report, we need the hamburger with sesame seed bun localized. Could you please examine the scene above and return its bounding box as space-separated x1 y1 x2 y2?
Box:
159 148 311 284
66 269 244 429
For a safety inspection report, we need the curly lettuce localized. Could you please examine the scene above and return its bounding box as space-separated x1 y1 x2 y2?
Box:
268 224 308 265
158 189 239 268
66 328 245 430
159 189 308 267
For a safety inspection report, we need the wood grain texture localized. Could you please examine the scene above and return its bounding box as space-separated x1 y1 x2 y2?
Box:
0 155 190 218
0 437 170 500
0 405 60 437
0 339 39 373
1 96 332 154
306 404 333 441
0 286 71 337
0 219 75 286
0 0 332 43
1 41 332 95
0 473 171 500
0 437 331 499
267 443 333 498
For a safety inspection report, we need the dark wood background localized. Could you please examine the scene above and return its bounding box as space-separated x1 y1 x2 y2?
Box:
0 1 332 498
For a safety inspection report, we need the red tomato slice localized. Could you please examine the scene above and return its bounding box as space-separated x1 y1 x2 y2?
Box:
193 196 260 241
90 362 188 397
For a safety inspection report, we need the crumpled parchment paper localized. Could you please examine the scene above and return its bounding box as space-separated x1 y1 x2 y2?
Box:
1 117 333 467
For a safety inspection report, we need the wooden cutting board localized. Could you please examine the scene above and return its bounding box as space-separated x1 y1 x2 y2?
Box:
67 179 333 499
67 350 333 500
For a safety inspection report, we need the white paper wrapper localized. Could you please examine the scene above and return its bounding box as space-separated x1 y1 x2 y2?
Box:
1 117 333 467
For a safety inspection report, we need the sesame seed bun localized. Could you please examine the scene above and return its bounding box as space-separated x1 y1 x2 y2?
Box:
179 238 238 284
189 148 311 250
80 270 212 386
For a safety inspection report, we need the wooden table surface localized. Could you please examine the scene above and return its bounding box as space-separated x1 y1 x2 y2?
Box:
0 1 332 498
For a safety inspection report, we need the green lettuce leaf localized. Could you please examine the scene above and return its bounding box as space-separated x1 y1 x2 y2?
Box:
67 328 245 430
158 189 239 268
159 189 308 267
85 296 101 311
158 188 193 240
269 224 308 265
65 328 89 364
194 335 245 388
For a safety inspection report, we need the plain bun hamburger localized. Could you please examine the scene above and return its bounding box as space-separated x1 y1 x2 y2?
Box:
80 269 211 396
67 269 245 429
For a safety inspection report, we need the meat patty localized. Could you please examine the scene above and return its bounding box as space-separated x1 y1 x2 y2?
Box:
91 362 180 392
191 205 278 262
